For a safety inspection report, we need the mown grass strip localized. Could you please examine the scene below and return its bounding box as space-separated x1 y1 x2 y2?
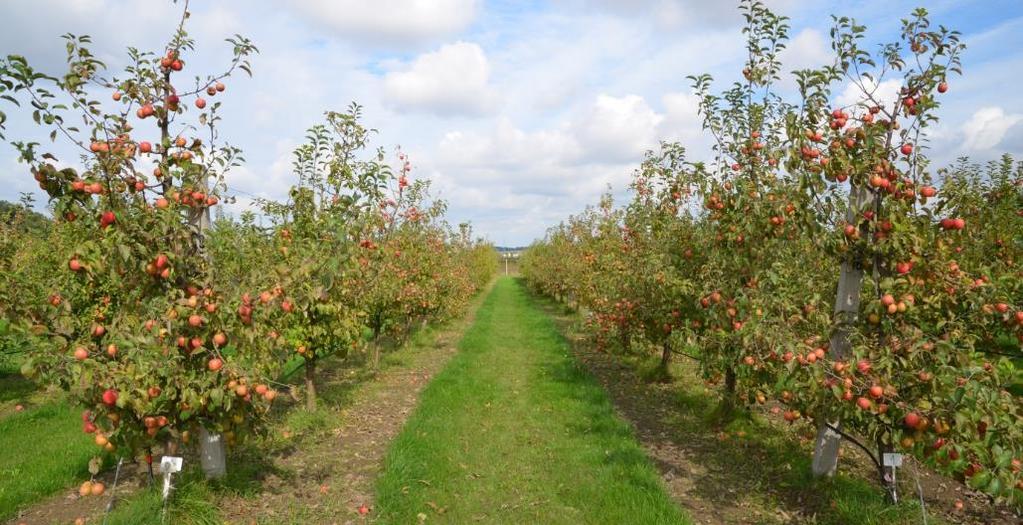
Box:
374 277 688 524
0 400 99 521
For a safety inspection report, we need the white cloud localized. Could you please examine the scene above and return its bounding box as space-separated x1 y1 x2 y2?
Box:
962 107 1023 151
572 94 664 162
288 0 478 45
835 77 902 111
382 42 496 116
780 29 830 71
437 119 579 169
659 91 704 142
567 0 738 29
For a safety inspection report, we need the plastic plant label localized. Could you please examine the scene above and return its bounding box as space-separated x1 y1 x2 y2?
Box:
882 453 903 467
160 456 183 474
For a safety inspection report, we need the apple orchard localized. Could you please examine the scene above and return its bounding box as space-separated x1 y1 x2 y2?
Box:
1 0 1022 517
0 0 494 494
522 1 1023 506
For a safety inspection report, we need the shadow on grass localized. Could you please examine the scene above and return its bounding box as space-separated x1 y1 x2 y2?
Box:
125 322 451 522
0 355 37 406
521 280 928 525
0 370 35 405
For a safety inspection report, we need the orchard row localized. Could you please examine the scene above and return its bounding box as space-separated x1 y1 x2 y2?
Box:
0 2 496 475
522 1 1023 505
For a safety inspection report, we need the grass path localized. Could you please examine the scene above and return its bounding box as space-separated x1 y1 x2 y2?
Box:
374 277 688 524
0 400 101 522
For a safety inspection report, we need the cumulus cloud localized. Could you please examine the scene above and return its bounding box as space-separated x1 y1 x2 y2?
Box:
835 77 902 110
288 0 478 46
780 28 831 71
962 107 1023 151
566 0 738 29
571 94 664 162
437 119 579 169
382 42 497 116
659 91 704 143
2 0 1022 248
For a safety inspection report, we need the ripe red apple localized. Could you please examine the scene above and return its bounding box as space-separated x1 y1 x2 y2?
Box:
92 325 106 338
920 186 936 198
195 97 206 109
147 386 161 398
106 344 117 358
188 314 203 327
213 332 227 347
99 211 116 228
74 347 89 360
938 82 948 94
869 385 884 399
215 81 225 92
69 258 84 272
208 358 223 372
900 143 913 155
856 397 872 410
102 389 118 407
881 294 895 307
904 412 921 429
83 421 97 434
139 141 152 153
857 359 872 374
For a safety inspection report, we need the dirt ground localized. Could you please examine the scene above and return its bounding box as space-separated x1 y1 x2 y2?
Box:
542 300 1022 525
7 285 491 525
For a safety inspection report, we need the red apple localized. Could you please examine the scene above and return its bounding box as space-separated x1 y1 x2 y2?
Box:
102 389 118 406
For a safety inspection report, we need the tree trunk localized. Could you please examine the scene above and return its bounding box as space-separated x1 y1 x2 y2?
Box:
812 186 868 477
652 339 673 383
304 358 317 411
660 340 672 368
719 365 738 417
371 322 381 369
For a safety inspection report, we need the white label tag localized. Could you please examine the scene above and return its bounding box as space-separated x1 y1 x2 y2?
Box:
882 453 903 467
160 456 183 474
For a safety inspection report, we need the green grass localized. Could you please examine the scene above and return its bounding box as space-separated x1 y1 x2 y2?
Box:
104 467 222 525
0 400 101 521
374 277 689 524
528 289 941 525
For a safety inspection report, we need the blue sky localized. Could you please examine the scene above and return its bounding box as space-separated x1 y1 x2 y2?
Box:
1 0 1021 246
